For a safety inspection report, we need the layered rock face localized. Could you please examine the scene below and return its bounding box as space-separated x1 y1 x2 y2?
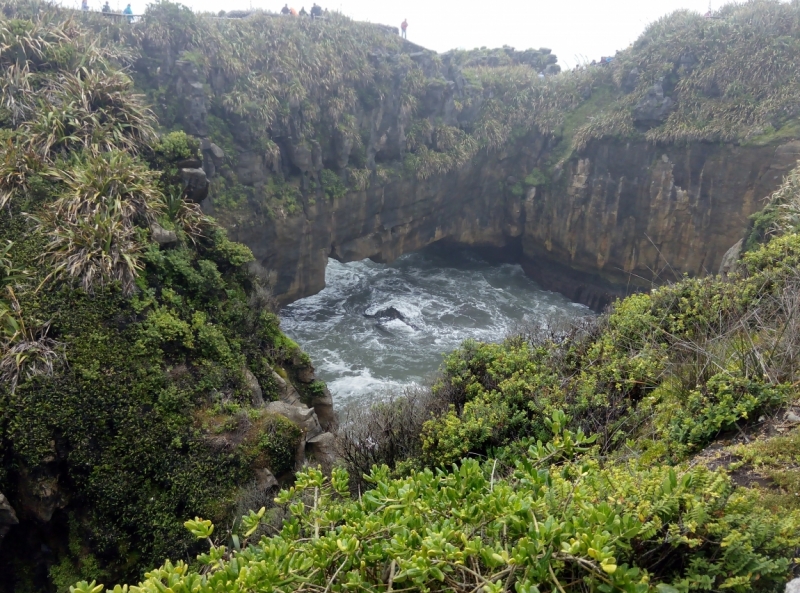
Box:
521 140 800 308
227 137 548 303
225 136 798 310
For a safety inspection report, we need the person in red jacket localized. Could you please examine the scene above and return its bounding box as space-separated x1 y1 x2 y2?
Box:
401 18 408 39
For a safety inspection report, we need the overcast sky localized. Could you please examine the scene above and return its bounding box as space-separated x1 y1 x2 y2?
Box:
76 0 745 68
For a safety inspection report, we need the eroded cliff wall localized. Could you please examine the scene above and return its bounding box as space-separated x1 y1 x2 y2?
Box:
221 135 799 310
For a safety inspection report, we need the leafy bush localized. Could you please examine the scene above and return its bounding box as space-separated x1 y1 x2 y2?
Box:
80 415 800 593
666 374 790 455
320 169 346 200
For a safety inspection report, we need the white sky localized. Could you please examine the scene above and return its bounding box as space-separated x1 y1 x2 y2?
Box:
72 0 737 68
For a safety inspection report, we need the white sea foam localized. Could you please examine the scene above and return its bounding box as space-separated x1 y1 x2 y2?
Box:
280 246 592 408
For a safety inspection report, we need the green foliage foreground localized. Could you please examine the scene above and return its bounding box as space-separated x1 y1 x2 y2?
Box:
72 413 800 593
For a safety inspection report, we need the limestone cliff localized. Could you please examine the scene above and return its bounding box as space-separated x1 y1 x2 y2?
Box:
122 3 800 310
219 135 798 310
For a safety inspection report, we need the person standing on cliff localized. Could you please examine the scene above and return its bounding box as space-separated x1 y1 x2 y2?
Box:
281 4 290 14
400 18 408 39
123 3 133 22
81 0 89 11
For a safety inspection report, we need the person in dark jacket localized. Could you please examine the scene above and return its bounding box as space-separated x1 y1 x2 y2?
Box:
281 4 290 14
101 1 110 11
299 6 307 15
310 3 322 18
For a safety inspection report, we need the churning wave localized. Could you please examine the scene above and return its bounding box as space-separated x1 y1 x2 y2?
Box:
279 244 591 408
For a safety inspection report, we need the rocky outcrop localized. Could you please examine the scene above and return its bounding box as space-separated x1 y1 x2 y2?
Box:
632 82 675 127
0 492 18 542
222 135 798 311
520 140 800 307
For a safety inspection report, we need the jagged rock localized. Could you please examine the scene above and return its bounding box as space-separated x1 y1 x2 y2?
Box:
0 492 19 542
719 239 743 278
295 365 315 383
150 222 178 246
306 432 336 471
18 465 67 523
180 168 209 203
364 306 406 322
243 367 264 407
201 139 224 179
266 401 324 440
622 68 640 93
271 370 302 406
785 410 800 424
287 138 314 173
173 60 208 137
633 82 675 127
254 468 278 490
310 387 336 432
235 151 269 185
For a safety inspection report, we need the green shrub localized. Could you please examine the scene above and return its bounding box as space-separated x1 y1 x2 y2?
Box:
86 415 800 593
320 169 346 200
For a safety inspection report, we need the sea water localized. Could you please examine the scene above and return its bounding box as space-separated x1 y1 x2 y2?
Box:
279 244 591 408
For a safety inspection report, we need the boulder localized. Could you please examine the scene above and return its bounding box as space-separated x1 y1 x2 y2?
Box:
364 306 407 322
173 60 208 137
306 432 337 471
180 168 209 203
0 492 18 541
266 401 323 440
310 386 336 432
243 367 264 407
719 238 743 278
150 222 178 246
254 468 278 490
786 578 800 593
271 370 302 406
202 139 225 179
633 82 675 127
622 68 640 93
287 138 314 173
18 465 67 523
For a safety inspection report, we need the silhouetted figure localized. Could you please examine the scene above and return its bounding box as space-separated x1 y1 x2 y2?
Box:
299 6 307 15
310 3 322 19
101 1 110 11
400 18 408 39
281 4 290 14
123 3 133 22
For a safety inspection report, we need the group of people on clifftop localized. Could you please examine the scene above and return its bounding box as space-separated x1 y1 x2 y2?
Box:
281 3 325 19
81 0 134 21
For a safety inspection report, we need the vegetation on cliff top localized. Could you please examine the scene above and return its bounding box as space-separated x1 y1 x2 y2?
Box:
0 8 311 592
11 0 794 220
130 0 800 217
